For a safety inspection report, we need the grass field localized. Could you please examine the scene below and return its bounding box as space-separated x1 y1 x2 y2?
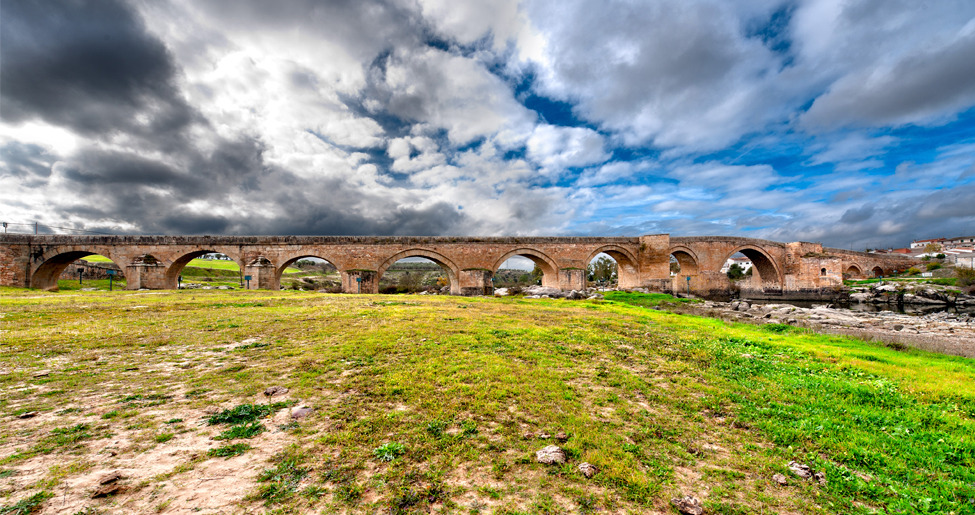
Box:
0 289 972 514
81 255 301 274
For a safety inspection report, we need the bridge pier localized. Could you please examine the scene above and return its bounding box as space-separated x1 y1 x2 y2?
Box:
458 269 494 296
558 268 587 291
243 261 276 290
125 263 167 290
342 270 378 294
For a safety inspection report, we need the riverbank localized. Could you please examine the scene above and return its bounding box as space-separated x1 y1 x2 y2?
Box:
679 298 975 358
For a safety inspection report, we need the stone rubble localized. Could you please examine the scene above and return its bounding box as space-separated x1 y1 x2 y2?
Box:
535 445 567 465
671 495 704 515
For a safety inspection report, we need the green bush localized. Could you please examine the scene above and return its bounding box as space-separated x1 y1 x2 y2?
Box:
957 267 975 287
906 267 921 275
926 263 942 271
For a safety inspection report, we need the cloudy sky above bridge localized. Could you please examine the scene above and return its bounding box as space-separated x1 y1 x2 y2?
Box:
2 0 975 249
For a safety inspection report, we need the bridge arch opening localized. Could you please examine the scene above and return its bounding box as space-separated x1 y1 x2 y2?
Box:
492 249 559 289
587 253 618 288
378 249 458 294
276 256 340 291
845 264 863 279
30 251 125 291
587 246 639 289
872 266 884 278
668 248 700 293
724 247 781 291
166 250 241 289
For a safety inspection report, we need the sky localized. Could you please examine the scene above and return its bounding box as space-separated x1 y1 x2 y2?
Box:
2 0 974 249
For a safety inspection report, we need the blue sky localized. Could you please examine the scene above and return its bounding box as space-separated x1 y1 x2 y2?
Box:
2 0 974 249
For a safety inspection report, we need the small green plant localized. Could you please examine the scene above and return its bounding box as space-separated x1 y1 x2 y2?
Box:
206 443 251 458
373 442 406 462
101 410 119 420
154 433 174 444
214 421 264 440
49 424 91 446
0 469 17 479
255 456 309 506
426 419 448 438
926 263 942 271
206 402 292 425
0 490 53 514
460 420 478 438
335 483 363 504
164 418 183 425
906 266 921 275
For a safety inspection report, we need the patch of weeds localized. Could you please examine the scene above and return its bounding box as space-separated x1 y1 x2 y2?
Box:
206 402 293 425
255 455 309 506
278 421 299 432
0 469 16 479
373 442 406 462
335 483 363 505
101 410 120 420
235 341 269 351
164 418 183 425
206 443 251 459
577 494 599 514
184 388 209 398
460 420 478 438
761 323 799 334
219 364 246 374
120 394 170 407
426 419 448 439
56 408 82 416
491 458 510 480
0 490 53 514
154 433 174 444
214 421 264 440
301 485 327 500
49 424 91 447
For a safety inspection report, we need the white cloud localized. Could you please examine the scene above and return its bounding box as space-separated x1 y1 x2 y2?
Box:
526 124 609 174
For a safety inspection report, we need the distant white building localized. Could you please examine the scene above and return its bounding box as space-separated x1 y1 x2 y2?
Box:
957 255 974 269
911 236 975 250
720 257 753 274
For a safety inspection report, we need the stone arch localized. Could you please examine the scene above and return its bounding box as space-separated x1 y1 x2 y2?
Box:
274 254 340 290
845 264 863 279
586 245 640 288
377 248 460 294
872 266 884 277
165 249 241 289
491 248 560 288
725 245 782 289
668 246 700 275
29 248 124 291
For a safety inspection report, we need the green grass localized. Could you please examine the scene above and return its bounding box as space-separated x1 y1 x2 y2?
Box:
0 490 53 514
207 443 253 458
81 255 299 273
0 288 973 513
214 422 265 440
845 277 957 286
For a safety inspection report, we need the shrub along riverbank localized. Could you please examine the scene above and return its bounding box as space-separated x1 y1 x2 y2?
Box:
0 289 972 513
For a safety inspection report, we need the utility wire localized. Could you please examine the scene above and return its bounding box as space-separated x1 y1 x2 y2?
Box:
0 221 118 236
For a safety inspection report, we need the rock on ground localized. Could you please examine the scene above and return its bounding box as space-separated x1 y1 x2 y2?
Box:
535 445 566 465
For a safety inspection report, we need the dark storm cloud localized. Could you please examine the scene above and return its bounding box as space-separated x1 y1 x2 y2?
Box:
0 0 196 140
839 205 875 224
59 149 198 187
0 142 55 178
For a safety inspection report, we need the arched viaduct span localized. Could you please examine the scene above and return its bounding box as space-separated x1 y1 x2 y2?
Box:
0 234 917 299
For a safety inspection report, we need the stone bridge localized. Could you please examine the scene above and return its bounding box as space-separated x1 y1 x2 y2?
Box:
0 234 918 299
